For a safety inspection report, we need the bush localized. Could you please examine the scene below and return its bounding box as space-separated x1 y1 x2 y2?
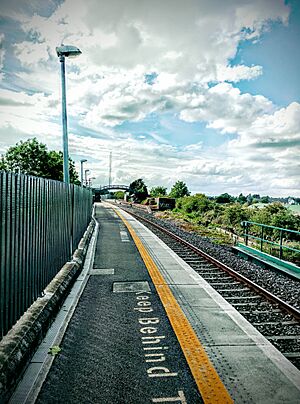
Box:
177 194 212 214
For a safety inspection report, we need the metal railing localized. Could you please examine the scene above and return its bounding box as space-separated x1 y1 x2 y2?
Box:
241 221 300 262
0 172 93 338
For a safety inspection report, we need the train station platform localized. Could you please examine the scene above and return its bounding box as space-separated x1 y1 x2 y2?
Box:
10 203 300 403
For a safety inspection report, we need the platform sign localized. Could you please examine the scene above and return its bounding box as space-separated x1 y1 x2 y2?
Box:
156 198 176 210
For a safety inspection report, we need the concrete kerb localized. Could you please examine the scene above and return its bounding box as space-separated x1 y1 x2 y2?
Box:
0 219 95 403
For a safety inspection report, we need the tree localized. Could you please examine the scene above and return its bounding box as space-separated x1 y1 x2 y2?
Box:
150 186 167 197
0 156 6 171
237 193 247 204
114 191 125 199
215 193 234 204
250 203 300 242
169 181 190 198
246 194 253 204
260 196 270 204
1 138 80 184
221 204 250 233
129 178 148 203
178 194 212 214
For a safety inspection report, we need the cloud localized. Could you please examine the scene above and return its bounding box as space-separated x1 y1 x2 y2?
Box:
81 68 179 127
0 0 298 197
180 82 273 133
4 0 288 131
0 34 5 80
216 64 263 82
14 41 51 67
0 0 59 19
12 0 289 75
229 102 300 152
0 88 63 153
223 102 300 196
246 102 300 139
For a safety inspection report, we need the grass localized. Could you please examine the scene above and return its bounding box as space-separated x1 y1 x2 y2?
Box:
154 211 233 245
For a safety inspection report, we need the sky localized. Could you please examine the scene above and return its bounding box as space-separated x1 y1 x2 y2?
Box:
0 0 299 197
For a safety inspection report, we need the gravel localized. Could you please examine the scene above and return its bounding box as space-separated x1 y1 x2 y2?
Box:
122 205 300 310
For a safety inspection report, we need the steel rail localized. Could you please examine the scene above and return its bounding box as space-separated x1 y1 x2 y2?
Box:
127 209 300 322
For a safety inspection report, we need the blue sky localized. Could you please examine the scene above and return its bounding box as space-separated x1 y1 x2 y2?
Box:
0 0 299 196
234 0 300 106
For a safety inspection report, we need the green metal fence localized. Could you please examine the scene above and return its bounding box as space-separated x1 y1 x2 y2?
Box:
0 172 93 338
241 221 300 263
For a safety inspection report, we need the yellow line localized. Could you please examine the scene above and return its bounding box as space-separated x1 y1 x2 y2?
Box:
115 209 233 404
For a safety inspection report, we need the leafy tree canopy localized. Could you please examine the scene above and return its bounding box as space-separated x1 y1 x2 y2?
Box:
129 178 148 203
215 193 235 204
1 138 80 184
169 181 190 198
150 186 167 197
237 193 247 204
177 193 212 214
260 196 270 204
221 203 249 232
0 157 6 170
114 191 125 199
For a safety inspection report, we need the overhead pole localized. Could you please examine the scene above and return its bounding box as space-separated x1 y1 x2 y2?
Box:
108 151 112 187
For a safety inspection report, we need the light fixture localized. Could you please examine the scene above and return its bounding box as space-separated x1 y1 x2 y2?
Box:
56 44 82 184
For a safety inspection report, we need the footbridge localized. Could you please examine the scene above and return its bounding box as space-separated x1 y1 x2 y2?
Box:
93 184 130 195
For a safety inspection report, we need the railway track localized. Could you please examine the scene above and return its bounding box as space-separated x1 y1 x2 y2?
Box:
117 205 300 370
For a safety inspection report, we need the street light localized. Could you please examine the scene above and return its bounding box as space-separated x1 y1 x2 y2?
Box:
80 159 87 187
56 44 82 184
88 177 96 188
84 169 90 187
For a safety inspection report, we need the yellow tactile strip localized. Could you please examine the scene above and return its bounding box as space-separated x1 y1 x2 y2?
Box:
115 209 233 404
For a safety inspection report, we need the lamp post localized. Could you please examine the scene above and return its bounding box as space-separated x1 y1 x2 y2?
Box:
84 169 90 187
88 177 96 188
80 159 87 187
56 44 82 184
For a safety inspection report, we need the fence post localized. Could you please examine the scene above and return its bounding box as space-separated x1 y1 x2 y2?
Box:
260 226 264 252
279 230 283 260
70 184 74 257
0 172 6 338
244 222 249 246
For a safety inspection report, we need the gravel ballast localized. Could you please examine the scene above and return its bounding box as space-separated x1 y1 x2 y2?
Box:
121 205 300 310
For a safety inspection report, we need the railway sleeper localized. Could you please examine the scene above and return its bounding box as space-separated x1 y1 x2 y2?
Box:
252 320 299 326
266 335 300 341
224 295 262 301
214 288 250 293
283 352 300 358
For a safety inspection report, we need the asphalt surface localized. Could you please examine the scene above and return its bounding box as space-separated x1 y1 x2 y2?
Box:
36 204 202 403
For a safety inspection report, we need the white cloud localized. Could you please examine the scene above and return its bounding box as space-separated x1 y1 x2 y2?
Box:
13 0 289 76
0 34 5 80
180 82 273 133
229 102 300 151
6 0 288 131
234 0 289 36
224 102 300 196
0 0 298 196
246 102 300 138
216 64 263 82
14 41 51 66
0 87 63 152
